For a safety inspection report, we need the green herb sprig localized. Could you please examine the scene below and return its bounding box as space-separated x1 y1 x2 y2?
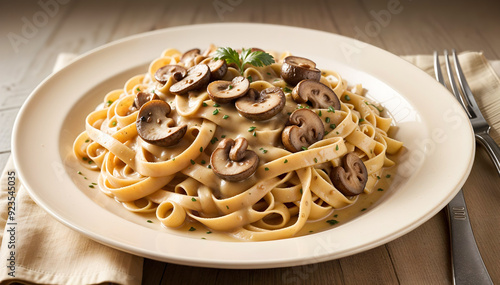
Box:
213 47 275 75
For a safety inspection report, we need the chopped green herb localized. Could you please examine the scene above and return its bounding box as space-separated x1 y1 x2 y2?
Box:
330 124 336 129
136 87 141 92
226 205 229 209
328 106 336 113
283 86 292 93
359 118 365 123
248 126 256 132
212 109 219 115
82 157 88 161
202 102 208 107
377 175 381 179
300 188 303 194
106 100 113 106
77 171 83 175
201 160 206 165
326 219 339 225
253 131 256 137
85 139 90 143
267 72 271 76
92 182 97 185
284 159 288 163
206 231 212 234
335 145 339 151
301 146 308 151
334 214 338 218
386 174 391 178
188 227 196 231
228 85 233 90
213 103 220 107
147 220 153 223
259 148 268 154
211 137 219 144
221 135 226 138
111 121 117 127
314 158 318 163
207 165 212 169
361 208 367 211
325 117 330 123
190 159 195 165
345 94 351 101
247 76 253 83
191 197 197 202
200 147 203 152
264 167 269 171
318 110 322 117
223 115 229 119
377 188 384 191
89 185 95 188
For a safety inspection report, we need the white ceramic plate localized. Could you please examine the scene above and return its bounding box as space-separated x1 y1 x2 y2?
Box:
12 23 474 269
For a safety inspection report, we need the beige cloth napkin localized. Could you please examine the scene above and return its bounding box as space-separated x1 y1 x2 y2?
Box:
0 54 143 285
0 51 498 285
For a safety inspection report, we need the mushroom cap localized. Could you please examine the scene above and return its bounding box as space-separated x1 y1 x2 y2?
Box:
282 109 325 152
136 100 187 147
210 137 259 182
292 79 341 110
180 48 201 67
169 64 211 95
201 58 228 80
235 87 285 121
281 56 321 86
330 153 368 196
207 76 250 103
154 65 187 85
134 91 160 109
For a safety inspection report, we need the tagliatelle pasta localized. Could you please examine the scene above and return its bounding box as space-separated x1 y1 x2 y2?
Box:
73 46 403 241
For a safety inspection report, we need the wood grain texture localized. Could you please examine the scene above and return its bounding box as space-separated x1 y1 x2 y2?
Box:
1 0 499 284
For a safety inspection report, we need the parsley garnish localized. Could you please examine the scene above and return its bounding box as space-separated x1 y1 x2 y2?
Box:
213 47 275 75
326 219 339 225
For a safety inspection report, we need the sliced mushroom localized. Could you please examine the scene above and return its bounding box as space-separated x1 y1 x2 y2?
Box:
169 64 210 95
281 56 321 86
207 76 250 103
235 87 285 121
292 79 341 109
134 91 160 109
154 65 187 85
282 109 325 152
330 153 368 196
205 58 228 80
180 48 201 67
136 100 187 147
210 137 259 182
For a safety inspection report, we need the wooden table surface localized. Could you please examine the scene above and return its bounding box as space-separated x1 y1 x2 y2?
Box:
1 0 499 284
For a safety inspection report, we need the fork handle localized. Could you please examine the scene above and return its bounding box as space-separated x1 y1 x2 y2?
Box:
475 131 500 176
447 190 493 285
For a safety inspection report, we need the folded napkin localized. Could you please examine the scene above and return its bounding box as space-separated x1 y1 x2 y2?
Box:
0 54 143 285
0 51 498 285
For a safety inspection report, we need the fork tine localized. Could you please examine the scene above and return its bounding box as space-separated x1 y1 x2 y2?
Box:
444 50 472 118
433 51 446 86
452 50 479 118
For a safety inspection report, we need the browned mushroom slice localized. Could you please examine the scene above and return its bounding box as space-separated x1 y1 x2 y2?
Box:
180 48 201 67
235 87 285 121
292 79 341 110
134 91 160 109
330 153 368 196
136 100 187 147
207 76 250 103
210 137 259 182
169 64 210 95
281 56 321 86
206 59 228 80
282 109 325 152
154 65 187 85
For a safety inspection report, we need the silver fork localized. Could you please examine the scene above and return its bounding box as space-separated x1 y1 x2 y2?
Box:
435 50 500 175
434 50 493 285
